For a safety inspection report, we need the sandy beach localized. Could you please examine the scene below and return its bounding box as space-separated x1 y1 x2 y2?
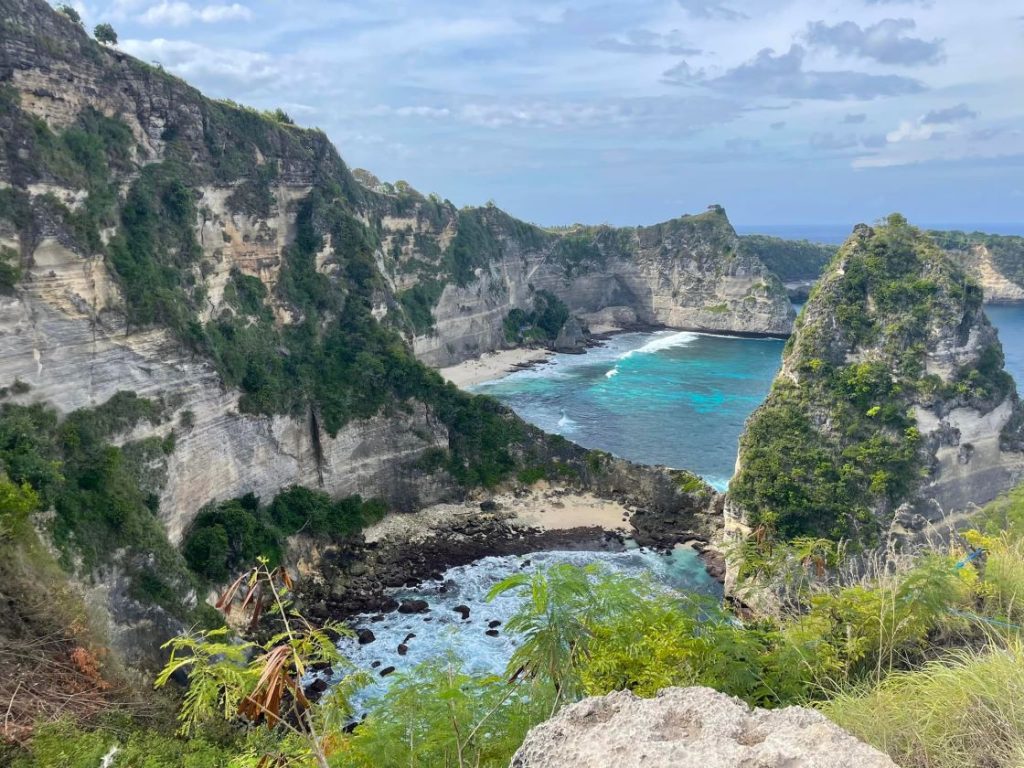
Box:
363 487 632 545
439 347 553 388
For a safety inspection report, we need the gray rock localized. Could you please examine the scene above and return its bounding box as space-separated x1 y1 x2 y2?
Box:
511 687 896 768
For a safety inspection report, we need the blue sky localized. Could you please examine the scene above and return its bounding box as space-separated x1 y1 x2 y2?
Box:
66 0 1024 227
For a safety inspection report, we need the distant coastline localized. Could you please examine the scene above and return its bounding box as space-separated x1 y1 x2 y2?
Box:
736 222 1024 244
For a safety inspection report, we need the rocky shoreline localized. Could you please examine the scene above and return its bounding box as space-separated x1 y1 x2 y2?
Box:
297 492 725 624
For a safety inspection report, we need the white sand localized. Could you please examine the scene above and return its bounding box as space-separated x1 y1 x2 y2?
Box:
509 488 631 532
439 347 553 388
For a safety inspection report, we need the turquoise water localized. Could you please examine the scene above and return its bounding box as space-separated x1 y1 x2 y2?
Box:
471 330 786 491
989 305 1024 396
472 305 1024 490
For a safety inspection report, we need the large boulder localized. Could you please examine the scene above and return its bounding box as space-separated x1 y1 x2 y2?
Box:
511 687 896 768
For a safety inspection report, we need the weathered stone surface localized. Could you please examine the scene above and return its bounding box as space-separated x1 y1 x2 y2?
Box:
511 687 897 768
406 205 795 367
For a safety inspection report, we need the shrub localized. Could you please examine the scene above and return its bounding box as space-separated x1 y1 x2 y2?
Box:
822 640 1024 768
93 23 117 45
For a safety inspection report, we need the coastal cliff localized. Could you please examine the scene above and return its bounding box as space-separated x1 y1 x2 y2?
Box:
375 196 795 367
0 0 729 664
727 216 1024 546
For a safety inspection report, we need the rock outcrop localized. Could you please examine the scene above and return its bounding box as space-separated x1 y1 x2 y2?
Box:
934 230 1024 304
728 216 1024 546
396 204 795 367
511 687 897 768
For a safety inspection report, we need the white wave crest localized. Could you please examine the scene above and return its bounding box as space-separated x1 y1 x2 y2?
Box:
619 330 698 361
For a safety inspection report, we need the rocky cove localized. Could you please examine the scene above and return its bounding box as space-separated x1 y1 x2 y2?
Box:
296 486 726 624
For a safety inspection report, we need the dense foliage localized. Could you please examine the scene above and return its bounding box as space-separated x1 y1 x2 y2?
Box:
182 487 387 583
503 290 570 344
730 215 1000 543
16 493 1021 768
0 394 201 615
739 235 837 282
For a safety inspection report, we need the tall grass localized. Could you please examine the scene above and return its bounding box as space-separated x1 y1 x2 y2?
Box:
822 637 1024 768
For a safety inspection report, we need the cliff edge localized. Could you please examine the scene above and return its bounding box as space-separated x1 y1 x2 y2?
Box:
511 687 896 768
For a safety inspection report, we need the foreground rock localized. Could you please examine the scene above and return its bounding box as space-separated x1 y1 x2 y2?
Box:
511 687 896 768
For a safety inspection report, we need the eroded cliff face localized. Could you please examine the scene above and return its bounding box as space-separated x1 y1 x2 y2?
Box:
727 218 1024 547
0 0 789 551
376 201 794 368
0 245 453 545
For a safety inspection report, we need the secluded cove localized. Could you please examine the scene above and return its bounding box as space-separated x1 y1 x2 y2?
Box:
469 330 787 491
468 305 1024 492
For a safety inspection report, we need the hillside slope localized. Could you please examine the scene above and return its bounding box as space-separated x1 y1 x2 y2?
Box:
727 216 1024 545
0 0 727 664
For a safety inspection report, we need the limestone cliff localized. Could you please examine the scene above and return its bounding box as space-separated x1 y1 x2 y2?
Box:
374 198 795 367
0 0 730 664
0 0 789 542
931 230 1024 304
727 216 1024 545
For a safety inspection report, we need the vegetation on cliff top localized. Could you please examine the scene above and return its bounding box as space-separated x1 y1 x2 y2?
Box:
730 214 1011 544
739 235 838 282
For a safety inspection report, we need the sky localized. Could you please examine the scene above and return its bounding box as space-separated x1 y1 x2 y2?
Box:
62 0 1024 228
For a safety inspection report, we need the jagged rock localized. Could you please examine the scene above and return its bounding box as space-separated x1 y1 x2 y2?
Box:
479 499 499 512
728 218 1024 554
356 628 375 645
453 604 470 620
306 677 328 694
511 687 897 768
397 599 429 614
397 643 408 656
554 315 587 352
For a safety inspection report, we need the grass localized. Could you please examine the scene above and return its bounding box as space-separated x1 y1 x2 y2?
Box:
822 639 1024 768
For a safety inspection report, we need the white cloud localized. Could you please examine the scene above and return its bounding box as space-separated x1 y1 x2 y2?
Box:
139 1 251 27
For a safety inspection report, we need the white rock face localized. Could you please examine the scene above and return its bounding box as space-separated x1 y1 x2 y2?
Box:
0 265 452 543
512 687 897 768
403 209 794 368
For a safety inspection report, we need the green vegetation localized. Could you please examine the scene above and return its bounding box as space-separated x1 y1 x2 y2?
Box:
823 641 1024 768
0 245 21 292
56 4 81 24
93 23 117 45
182 487 387 583
398 279 444 334
0 394 198 618
740 234 838 282
12 482 1024 767
730 215 992 543
503 290 569 344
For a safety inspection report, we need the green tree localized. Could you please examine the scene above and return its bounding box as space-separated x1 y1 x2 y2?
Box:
93 22 117 45
56 4 81 24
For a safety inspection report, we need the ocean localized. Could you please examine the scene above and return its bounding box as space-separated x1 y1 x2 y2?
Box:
472 306 1024 492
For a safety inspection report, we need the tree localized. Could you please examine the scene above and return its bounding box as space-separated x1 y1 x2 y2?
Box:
56 3 81 24
93 22 117 45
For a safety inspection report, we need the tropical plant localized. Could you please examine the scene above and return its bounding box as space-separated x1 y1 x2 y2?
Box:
155 559 362 768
